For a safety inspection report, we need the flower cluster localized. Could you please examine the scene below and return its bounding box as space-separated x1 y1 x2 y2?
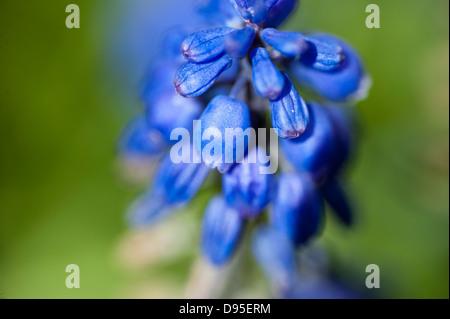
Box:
119 0 369 297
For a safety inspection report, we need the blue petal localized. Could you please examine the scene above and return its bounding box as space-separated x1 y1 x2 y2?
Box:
182 27 235 63
251 47 285 100
194 95 252 173
326 104 355 177
301 35 345 71
232 0 270 24
289 34 369 102
270 173 323 246
252 226 299 293
270 72 309 139
225 27 255 59
281 102 340 182
264 0 298 28
174 54 232 97
129 148 211 227
261 28 308 59
222 147 273 218
201 195 245 265
321 178 354 226
118 115 167 159
145 88 203 143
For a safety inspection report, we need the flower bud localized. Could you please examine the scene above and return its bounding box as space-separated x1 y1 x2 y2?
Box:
201 196 245 265
270 72 309 139
321 178 354 226
231 0 271 24
222 148 273 218
281 102 339 182
326 104 356 176
128 147 210 227
175 54 232 97
270 173 323 246
251 47 285 100
225 27 255 59
264 0 299 28
290 34 369 102
118 115 167 159
145 88 203 143
194 95 251 173
252 226 299 293
182 27 235 63
301 35 344 71
261 28 308 59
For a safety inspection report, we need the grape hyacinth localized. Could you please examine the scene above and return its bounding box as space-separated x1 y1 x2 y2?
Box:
118 0 370 298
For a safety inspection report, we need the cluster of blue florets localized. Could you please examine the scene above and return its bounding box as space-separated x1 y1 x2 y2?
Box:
119 0 369 297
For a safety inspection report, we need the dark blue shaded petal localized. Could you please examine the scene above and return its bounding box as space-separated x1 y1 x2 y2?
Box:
201 195 245 265
326 104 355 176
321 178 354 226
270 72 309 139
290 34 369 102
251 47 285 100
145 88 203 143
118 115 167 159
194 95 252 173
270 173 323 246
217 58 240 82
175 55 233 97
281 102 339 182
222 148 273 218
264 0 298 28
252 226 299 293
261 28 308 59
182 27 235 63
225 27 256 59
232 0 270 24
300 35 344 71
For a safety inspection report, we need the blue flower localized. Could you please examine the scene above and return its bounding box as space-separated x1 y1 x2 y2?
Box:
225 27 256 59
175 54 233 98
119 0 370 298
289 34 370 102
270 173 323 246
251 47 285 100
281 102 340 182
321 178 354 226
118 115 167 160
252 226 299 293
201 195 245 265
222 147 273 218
182 27 235 63
270 72 309 139
194 95 251 173
146 88 203 143
128 146 210 227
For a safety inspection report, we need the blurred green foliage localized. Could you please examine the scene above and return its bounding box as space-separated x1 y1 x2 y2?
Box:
0 0 448 298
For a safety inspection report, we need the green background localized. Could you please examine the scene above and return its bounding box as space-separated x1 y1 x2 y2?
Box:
0 0 448 298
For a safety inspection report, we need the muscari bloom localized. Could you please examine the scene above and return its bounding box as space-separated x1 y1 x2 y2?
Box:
118 0 370 298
